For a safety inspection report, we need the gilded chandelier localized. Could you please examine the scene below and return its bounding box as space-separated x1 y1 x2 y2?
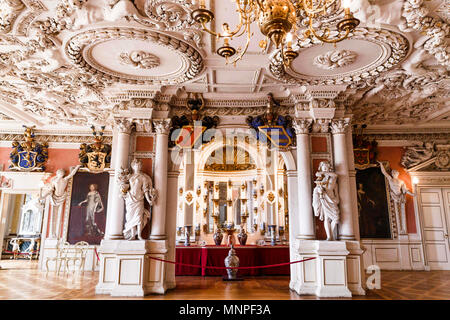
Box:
191 0 359 66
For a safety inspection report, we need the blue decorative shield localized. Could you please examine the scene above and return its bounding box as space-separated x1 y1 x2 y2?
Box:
18 151 37 169
258 126 292 148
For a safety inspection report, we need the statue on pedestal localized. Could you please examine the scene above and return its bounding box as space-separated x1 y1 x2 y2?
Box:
41 165 81 238
312 161 340 241
378 161 415 234
118 159 157 240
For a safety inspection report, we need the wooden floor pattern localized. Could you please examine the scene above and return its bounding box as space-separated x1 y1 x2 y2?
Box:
0 260 449 300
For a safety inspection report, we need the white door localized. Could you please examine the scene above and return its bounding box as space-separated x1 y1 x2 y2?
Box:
418 187 450 270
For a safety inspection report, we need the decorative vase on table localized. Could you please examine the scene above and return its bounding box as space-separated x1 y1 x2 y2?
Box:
213 228 223 246
268 225 277 246
224 245 240 280
237 228 247 246
184 225 192 246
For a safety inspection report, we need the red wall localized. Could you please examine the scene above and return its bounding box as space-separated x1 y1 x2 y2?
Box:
377 146 416 233
0 147 79 174
0 147 10 171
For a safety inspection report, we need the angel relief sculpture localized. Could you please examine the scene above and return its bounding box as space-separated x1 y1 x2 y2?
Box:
312 161 340 241
117 159 157 240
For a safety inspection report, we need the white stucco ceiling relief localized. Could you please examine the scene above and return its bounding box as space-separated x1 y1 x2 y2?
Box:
65 27 203 85
269 27 410 87
0 0 448 132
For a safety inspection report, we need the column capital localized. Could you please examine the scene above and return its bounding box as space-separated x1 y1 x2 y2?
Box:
292 118 313 135
153 119 172 135
114 118 134 134
330 118 351 134
312 119 331 133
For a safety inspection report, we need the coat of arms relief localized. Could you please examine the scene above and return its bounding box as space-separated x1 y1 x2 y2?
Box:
9 126 48 171
79 126 112 172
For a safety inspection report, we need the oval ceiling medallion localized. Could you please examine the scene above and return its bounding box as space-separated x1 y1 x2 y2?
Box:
269 27 410 88
65 27 204 85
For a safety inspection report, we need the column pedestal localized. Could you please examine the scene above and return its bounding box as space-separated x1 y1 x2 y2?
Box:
96 239 168 296
291 239 365 297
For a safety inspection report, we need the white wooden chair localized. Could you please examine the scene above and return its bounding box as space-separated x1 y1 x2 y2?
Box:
64 241 89 274
45 241 70 275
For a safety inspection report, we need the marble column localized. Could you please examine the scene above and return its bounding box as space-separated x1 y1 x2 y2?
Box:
293 119 315 240
331 119 355 240
151 119 171 240
105 118 133 240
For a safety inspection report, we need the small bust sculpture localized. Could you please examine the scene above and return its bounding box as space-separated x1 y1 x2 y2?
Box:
118 159 157 240
312 161 340 241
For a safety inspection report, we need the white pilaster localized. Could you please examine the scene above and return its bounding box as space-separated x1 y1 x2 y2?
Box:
293 119 315 240
345 128 361 240
150 119 171 240
164 170 180 290
286 170 300 290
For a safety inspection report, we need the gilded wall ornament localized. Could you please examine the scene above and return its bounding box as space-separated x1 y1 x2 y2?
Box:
170 94 219 149
352 124 378 169
79 126 112 172
246 93 295 149
9 126 48 171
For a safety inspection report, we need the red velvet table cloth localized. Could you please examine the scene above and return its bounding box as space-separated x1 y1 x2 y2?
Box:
175 245 290 276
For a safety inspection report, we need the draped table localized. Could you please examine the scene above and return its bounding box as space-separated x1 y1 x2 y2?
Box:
175 245 290 276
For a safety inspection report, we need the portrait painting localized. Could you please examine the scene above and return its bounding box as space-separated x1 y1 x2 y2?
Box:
356 166 392 239
67 171 109 245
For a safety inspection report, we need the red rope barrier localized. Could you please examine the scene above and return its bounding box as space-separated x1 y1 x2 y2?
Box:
3 250 37 255
94 247 100 262
148 256 315 270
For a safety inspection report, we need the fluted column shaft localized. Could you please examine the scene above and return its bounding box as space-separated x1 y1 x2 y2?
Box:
105 119 133 240
293 119 315 240
331 119 355 240
150 119 171 239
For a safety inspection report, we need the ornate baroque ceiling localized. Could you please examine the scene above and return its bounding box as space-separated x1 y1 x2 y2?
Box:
0 0 448 132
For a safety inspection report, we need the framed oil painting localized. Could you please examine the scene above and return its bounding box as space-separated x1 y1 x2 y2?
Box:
356 166 393 239
66 171 109 245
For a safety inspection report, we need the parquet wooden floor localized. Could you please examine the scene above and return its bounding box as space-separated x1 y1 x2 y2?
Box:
0 260 449 300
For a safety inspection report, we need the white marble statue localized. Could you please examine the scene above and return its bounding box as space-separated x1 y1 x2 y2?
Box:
41 165 81 238
312 161 340 241
118 159 156 240
378 161 415 234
